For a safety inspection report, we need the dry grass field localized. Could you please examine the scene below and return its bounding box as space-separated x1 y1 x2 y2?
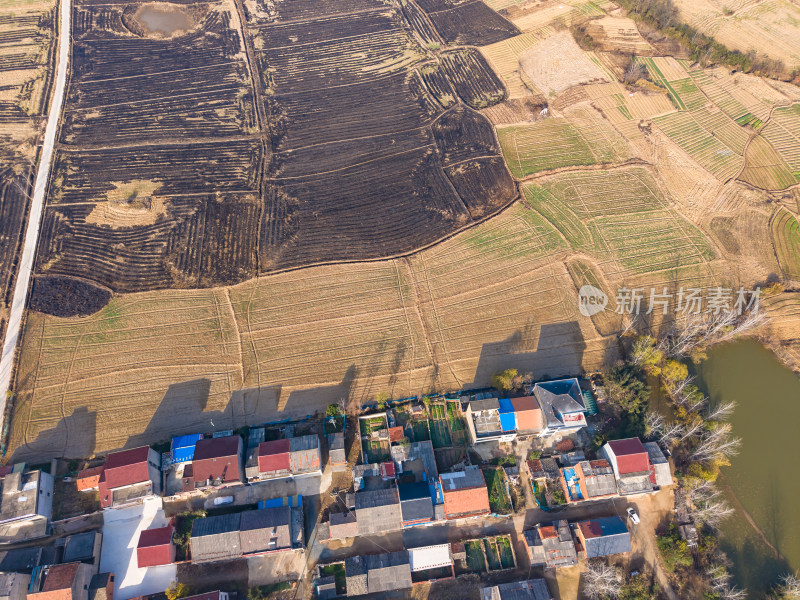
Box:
7 0 800 461
672 0 800 70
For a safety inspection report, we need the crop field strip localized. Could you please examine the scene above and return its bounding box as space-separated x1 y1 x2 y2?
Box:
522 168 715 278
496 104 634 178
762 104 800 175
480 29 551 99
414 0 519 45
771 207 800 280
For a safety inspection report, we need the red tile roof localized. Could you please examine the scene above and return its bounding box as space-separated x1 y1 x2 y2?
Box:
191 437 242 485
442 486 490 519
608 438 650 474
510 396 543 432
101 446 152 489
76 466 103 491
137 526 175 567
381 462 395 478
538 525 557 539
258 439 291 473
30 562 82 600
388 426 405 443
577 521 604 539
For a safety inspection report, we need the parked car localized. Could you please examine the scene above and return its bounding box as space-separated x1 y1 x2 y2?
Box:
627 507 640 525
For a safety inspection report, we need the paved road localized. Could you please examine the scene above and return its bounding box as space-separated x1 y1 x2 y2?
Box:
0 0 71 435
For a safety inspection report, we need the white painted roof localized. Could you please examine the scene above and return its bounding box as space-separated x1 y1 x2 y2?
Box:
408 544 452 572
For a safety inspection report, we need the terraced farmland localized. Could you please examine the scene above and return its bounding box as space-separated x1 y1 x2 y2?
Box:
772 208 800 280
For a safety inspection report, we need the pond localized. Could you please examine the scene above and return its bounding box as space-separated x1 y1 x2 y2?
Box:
136 4 191 36
695 339 800 596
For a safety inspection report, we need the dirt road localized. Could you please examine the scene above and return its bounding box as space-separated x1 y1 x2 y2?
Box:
0 0 71 430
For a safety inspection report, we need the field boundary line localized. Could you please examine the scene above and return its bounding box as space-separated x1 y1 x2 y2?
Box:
392 259 417 393
223 288 246 386
0 0 71 442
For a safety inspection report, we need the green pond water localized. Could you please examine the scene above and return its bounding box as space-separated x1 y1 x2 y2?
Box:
695 339 800 596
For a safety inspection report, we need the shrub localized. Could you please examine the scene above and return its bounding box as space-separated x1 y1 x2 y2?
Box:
165 583 191 600
657 524 693 572
492 368 518 391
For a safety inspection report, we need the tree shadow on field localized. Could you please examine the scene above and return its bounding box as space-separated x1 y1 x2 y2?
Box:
283 364 358 417
465 321 588 389
124 378 222 448
11 406 97 462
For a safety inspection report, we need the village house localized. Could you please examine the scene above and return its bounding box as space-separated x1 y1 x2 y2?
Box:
87 574 113 600
0 469 53 543
136 525 175 568
345 551 412 597
327 431 346 469
390 440 438 484
408 544 454 583
525 521 578 568
28 563 94 600
98 446 161 509
170 434 203 464
559 460 617 503
530 379 587 436
601 438 656 495
328 511 358 540
248 435 321 482
643 442 673 487
182 435 243 491
87 573 114 600
481 579 552 600
398 482 434 527
0 572 30 600
62 531 102 567
573 516 632 559
354 487 402 536
75 467 103 493
190 505 303 563
440 466 490 520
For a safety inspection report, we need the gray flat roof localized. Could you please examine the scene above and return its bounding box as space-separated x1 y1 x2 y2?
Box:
440 466 484 491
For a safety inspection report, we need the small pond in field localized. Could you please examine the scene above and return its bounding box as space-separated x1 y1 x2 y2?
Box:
136 4 191 36
694 339 800 596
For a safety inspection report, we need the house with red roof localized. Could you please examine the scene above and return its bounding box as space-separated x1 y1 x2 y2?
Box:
439 466 490 520
28 562 94 600
98 446 161 509
182 436 242 492
76 466 103 492
249 435 321 482
136 525 175 568
601 438 656 495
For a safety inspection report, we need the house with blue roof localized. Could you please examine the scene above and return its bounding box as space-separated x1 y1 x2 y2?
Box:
171 434 204 463
573 516 631 558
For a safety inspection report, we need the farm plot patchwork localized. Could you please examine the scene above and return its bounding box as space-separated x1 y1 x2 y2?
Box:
30 0 520 304
762 104 800 175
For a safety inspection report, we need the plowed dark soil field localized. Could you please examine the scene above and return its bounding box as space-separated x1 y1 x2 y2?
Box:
33 0 518 311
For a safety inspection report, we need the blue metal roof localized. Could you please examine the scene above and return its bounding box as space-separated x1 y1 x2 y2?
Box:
171 433 203 463
499 411 516 432
498 398 515 413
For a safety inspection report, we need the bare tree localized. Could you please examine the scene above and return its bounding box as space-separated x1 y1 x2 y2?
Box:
583 561 623 600
692 495 735 528
646 412 684 446
691 423 741 462
774 574 800 599
661 310 767 359
706 400 736 422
